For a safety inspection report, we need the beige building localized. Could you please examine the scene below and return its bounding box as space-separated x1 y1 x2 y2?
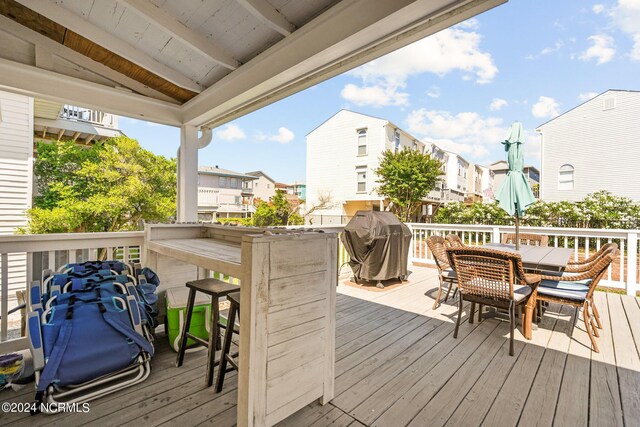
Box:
246 171 277 202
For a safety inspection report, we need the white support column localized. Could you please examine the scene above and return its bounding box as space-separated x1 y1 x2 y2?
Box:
627 231 638 296
177 125 199 222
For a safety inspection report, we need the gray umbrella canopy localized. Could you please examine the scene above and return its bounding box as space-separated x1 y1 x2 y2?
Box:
494 122 536 249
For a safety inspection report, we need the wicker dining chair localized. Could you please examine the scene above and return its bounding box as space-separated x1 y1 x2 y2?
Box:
565 242 618 271
501 233 549 247
445 234 465 248
426 236 457 309
537 248 618 353
447 247 540 356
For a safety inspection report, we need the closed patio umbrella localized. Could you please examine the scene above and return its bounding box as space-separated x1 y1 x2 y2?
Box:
494 122 536 250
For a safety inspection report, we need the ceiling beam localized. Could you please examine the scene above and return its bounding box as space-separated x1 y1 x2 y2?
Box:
14 0 204 93
0 14 178 103
183 0 506 127
236 0 295 36
0 58 182 126
121 0 240 70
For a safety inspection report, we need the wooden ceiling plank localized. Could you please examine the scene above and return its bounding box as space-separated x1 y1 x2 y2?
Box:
121 0 240 70
14 0 204 93
236 0 296 36
0 14 178 103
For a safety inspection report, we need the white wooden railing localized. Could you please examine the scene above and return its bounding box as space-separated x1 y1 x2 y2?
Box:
407 223 639 296
60 105 117 128
0 231 144 349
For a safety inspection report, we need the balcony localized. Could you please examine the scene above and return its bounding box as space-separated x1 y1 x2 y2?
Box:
0 227 638 425
241 187 254 196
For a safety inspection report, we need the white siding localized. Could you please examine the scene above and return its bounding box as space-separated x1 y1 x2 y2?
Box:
249 174 276 202
0 90 33 311
539 90 640 202
306 110 424 216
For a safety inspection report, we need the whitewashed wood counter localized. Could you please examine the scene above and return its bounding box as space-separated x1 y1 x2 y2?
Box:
143 224 337 427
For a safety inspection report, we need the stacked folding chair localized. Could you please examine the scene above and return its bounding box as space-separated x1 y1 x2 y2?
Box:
27 260 159 413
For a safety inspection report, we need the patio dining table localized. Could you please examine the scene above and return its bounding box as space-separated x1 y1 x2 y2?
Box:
481 242 574 340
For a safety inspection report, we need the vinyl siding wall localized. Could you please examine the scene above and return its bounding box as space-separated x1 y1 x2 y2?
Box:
539 91 640 202
0 90 33 310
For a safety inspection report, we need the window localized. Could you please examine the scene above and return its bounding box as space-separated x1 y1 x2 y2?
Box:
230 177 238 188
357 129 367 155
558 164 574 190
219 176 227 187
234 196 241 205
394 130 400 152
356 168 367 193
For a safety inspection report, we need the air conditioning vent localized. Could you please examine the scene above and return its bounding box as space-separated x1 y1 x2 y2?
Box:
602 97 616 110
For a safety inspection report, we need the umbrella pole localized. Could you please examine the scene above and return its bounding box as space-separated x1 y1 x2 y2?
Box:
515 209 520 251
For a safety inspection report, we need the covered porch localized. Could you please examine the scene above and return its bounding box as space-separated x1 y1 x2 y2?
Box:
1 265 638 426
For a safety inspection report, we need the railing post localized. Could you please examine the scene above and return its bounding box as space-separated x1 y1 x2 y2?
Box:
492 227 501 244
627 231 638 296
407 223 415 264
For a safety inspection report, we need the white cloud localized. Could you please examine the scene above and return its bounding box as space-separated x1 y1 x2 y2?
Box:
489 98 508 111
579 34 616 64
256 127 295 144
531 96 560 119
456 18 480 30
610 0 640 60
592 4 606 14
426 86 441 98
341 24 497 107
526 40 564 60
578 92 599 102
340 83 408 108
215 123 246 141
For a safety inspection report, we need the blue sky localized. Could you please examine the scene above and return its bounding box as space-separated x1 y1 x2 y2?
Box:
119 0 639 183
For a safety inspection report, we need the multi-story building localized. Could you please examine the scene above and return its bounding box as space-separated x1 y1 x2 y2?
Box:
490 160 540 198
306 110 431 223
478 165 495 202
291 181 306 200
197 166 256 221
246 171 277 202
536 90 640 202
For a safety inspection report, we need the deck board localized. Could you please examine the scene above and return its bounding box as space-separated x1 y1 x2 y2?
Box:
0 266 638 427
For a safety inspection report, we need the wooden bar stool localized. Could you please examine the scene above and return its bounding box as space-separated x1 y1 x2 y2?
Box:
175 278 239 387
216 291 240 392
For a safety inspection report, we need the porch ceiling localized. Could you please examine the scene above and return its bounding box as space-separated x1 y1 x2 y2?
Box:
0 0 506 127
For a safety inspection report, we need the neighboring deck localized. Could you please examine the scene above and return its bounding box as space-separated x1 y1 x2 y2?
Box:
2 266 640 426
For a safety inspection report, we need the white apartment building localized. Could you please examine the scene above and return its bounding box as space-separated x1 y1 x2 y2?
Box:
306 110 430 222
536 90 640 202
246 170 277 202
197 166 256 221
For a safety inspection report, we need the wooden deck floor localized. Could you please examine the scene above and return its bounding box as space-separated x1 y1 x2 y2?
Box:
2 266 640 426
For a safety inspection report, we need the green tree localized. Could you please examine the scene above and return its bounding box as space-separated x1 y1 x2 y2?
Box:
21 137 176 233
375 148 443 222
252 190 304 226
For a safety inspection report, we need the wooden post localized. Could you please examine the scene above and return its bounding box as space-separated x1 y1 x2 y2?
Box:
177 125 199 222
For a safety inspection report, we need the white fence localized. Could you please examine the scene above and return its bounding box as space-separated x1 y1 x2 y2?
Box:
407 223 639 296
0 231 144 349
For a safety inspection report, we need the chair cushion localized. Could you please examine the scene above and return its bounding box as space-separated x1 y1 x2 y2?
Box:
537 284 587 301
540 279 590 292
442 268 457 279
513 284 532 302
541 270 591 285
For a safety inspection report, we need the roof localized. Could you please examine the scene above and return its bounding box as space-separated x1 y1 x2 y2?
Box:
246 171 276 183
0 1 500 128
536 89 640 130
198 166 257 180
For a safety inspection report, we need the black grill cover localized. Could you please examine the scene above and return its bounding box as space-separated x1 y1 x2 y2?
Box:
341 211 412 281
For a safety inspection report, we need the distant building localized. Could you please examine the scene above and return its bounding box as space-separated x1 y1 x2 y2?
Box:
536 89 640 202
197 166 256 221
291 181 306 200
246 170 277 202
490 160 540 198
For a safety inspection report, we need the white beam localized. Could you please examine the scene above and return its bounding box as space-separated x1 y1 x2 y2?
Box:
0 58 182 126
15 0 204 93
236 0 295 36
0 15 178 103
177 125 199 222
121 0 240 70
183 0 506 127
